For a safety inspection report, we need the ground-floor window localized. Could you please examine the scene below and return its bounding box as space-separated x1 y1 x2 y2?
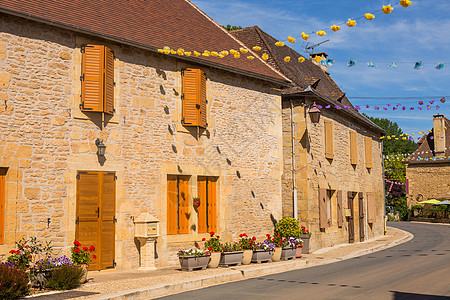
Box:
167 175 190 235
197 176 217 233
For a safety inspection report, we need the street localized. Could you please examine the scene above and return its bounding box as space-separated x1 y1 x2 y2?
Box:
159 222 450 300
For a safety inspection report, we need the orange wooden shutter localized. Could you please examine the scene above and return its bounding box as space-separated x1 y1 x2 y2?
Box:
200 71 207 128
319 188 327 229
367 192 376 223
178 177 190 234
167 176 178 235
207 178 217 232
100 173 115 269
365 137 373 169
325 120 334 159
337 190 343 227
81 45 104 112
76 171 100 270
0 171 5 244
104 47 115 115
197 177 207 233
182 68 203 127
350 131 357 165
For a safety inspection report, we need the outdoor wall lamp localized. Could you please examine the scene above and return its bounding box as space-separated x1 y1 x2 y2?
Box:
308 102 321 124
95 138 106 156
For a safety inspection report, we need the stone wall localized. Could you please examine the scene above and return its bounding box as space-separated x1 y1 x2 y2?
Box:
0 14 284 268
282 97 384 252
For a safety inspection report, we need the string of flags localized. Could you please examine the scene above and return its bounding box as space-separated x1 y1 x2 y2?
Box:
380 125 448 141
385 180 405 186
347 59 447 70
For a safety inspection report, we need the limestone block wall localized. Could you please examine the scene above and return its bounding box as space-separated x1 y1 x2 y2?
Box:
282 97 384 252
0 14 284 268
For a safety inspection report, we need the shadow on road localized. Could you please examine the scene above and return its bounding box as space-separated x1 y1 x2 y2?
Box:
391 291 450 299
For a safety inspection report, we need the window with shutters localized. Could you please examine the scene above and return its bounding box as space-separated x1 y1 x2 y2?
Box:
167 175 190 235
0 168 6 245
81 44 115 114
324 120 334 159
319 188 334 229
197 176 218 234
365 137 373 169
181 68 207 128
350 131 358 165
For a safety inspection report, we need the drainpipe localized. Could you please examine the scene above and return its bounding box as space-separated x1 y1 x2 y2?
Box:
290 99 298 220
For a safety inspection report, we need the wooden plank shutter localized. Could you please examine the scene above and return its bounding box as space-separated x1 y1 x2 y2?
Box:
325 120 334 159
197 177 207 233
319 188 327 229
200 71 207 128
347 191 355 243
76 172 100 270
178 177 190 234
358 192 365 241
0 171 5 244
365 137 373 169
350 131 357 165
182 68 201 126
167 177 178 235
100 173 115 269
367 192 376 223
207 178 217 232
104 47 115 114
81 45 104 112
337 190 343 227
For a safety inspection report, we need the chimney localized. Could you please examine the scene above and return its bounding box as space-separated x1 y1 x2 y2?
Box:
310 52 328 72
433 114 446 157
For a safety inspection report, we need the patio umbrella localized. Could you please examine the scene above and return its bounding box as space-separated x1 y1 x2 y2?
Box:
418 199 442 204
432 200 450 205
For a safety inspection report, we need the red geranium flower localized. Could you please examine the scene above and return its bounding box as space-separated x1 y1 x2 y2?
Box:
83 247 88 251
252 236 256 240
74 248 80 253
9 250 15 254
216 236 220 239
202 238 206 241
239 234 243 237
92 255 97 259
208 247 212 251
90 246 95 251
210 231 215 236
73 240 81 247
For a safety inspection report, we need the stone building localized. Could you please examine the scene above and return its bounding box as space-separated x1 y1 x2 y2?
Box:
0 1 292 269
232 26 385 251
406 114 450 207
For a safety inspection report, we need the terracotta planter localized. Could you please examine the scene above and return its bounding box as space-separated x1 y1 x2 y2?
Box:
251 249 272 263
179 254 210 271
281 247 296 260
272 247 282 262
241 249 253 265
79 264 88 283
208 252 221 268
220 251 243 267
300 234 311 254
295 245 303 258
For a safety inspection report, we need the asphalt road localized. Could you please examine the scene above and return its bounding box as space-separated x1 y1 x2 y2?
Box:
159 222 450 300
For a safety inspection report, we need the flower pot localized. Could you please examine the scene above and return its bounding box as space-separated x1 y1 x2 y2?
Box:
281 247 296 260
295 245 303 258
220 251 243 267
179 254 210 271
242 249 253 265
208 252 221 268
251 249 272 263
272 247 282 262
79 264 88 283
300 234 311 254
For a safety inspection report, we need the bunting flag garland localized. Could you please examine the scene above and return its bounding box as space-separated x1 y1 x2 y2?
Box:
414 61 423 70
383 151 450 163
380 125 448 141
436 63 446 70
388 62 398 68
348 59 357 67
368 61 377 68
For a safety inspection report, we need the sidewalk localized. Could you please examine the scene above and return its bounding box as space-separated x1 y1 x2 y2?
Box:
29 226 412 300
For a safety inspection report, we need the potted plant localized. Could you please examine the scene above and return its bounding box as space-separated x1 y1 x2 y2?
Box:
299 225 312 254
281 237 302 260
251 238 275 264
219 242 243 267
71 240 96 283
202 232 222 268
193 197 200 209
268 234 284 262
177 247 210 271
275 217 305 257
238 233 254 265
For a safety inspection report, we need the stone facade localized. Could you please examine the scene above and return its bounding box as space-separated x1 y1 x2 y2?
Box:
0 14 284 268
282 97 384 252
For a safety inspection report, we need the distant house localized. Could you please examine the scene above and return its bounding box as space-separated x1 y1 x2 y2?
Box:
232 26 385 251
0 1 291 270
406 114 450 206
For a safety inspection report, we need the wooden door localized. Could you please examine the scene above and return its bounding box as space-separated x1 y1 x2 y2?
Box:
167 176 190 235
359 192 365 242
76 171 115 270
348 191 354 243
0 170 5 245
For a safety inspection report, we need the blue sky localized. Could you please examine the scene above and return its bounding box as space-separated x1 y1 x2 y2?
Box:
191 0 450 137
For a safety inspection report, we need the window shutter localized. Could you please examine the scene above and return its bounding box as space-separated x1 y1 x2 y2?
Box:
367 192 376 223
319 188 327 229
178 177 190 234
200 71 207 128
100 173 115 269
325 120 334 159
182 68 206 127
81 45 104 112
365 137 373 169
337 190 343 227
0 172 5 244
167 177 178 235
104 47 115 115
207 178 217 232
350 131 357 165
197 177 207 233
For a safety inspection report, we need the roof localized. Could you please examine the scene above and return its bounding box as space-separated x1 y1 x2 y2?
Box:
0 0 290 85
230 26 384 134
407 116 450 164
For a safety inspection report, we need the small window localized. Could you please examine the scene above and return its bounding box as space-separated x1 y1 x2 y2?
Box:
350 131 357 165
80 45 115 114
324 120 334 159
181 68 207 127
197 176 218 233
365 137 373 169
167 176 190 235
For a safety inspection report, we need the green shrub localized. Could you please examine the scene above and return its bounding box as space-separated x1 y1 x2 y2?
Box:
45 264 83 290
274 217 300 238
0 262 30 300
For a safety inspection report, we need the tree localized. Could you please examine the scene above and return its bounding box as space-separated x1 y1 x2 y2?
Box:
222 24 242 31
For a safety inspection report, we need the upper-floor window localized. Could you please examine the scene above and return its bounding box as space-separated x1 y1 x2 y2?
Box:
365 137 373 169
324 120 334 159
181 68 207 127
350 130 358 165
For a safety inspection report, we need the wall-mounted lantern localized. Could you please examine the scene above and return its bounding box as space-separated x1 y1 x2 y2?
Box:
95 138 106 156
308 102 321 124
